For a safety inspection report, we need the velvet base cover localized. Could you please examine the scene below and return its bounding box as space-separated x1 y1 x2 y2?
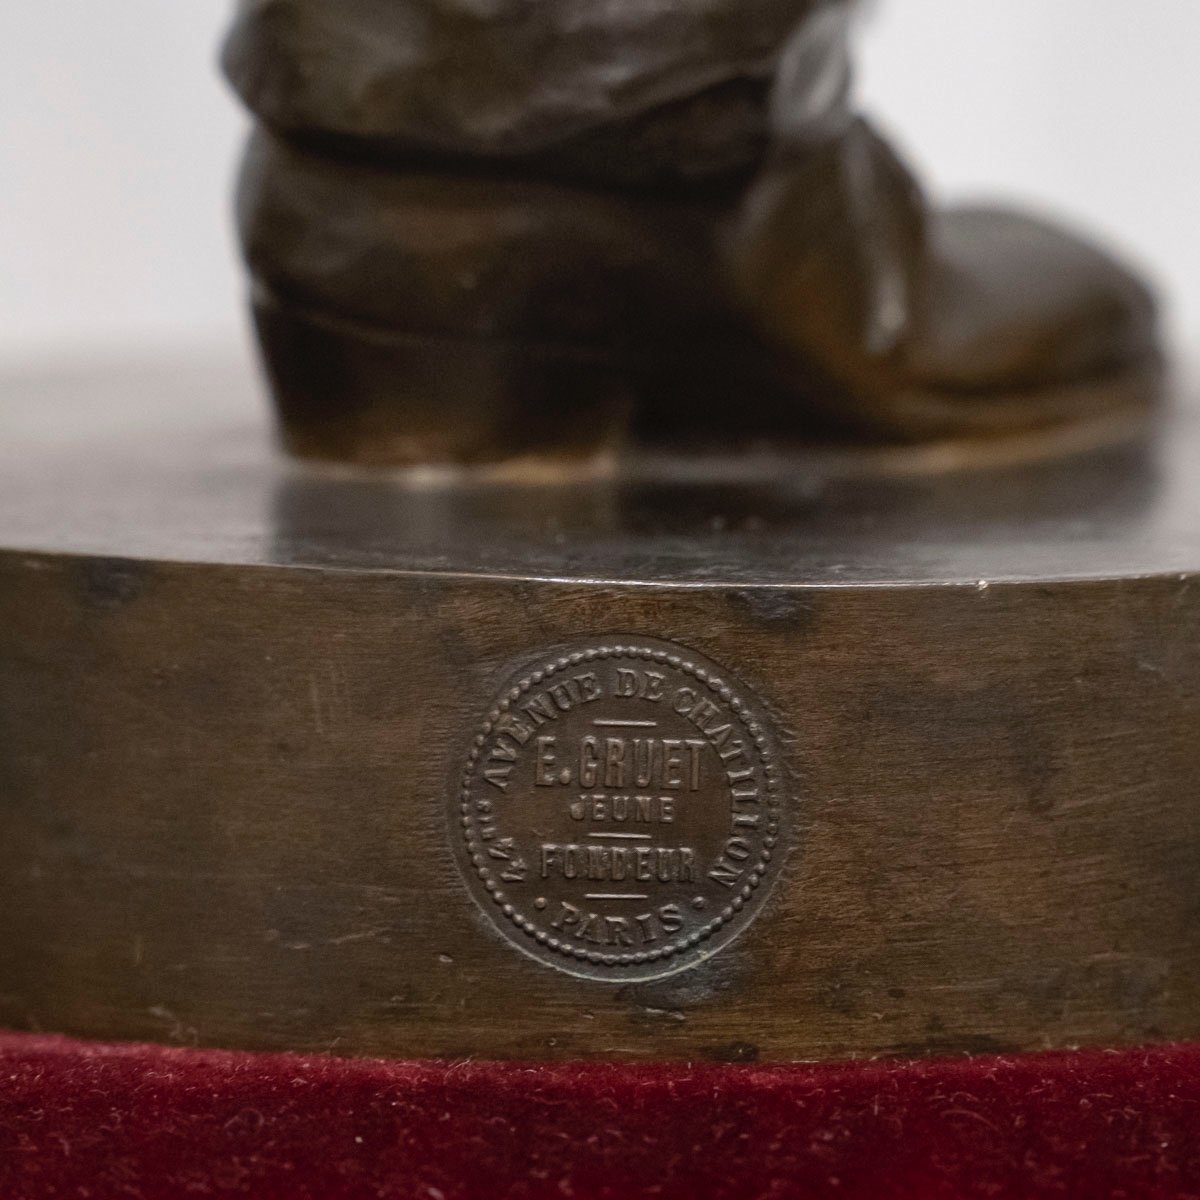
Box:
2 1034 1200 1198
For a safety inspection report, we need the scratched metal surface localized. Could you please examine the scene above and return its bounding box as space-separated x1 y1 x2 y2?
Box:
2 354 1199 1062
1 351 1197 585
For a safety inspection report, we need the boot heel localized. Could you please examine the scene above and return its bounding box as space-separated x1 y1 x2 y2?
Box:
251 288 634 469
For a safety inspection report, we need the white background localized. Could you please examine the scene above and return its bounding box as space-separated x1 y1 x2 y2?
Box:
2 1 1197 364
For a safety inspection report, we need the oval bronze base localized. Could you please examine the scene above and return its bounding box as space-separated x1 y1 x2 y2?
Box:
0 354 1198 1061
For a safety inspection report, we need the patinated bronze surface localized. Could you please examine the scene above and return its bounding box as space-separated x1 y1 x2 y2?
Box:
0 357 1197 1061
225 0 1162 464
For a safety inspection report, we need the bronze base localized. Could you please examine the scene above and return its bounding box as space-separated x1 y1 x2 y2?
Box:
1 354 1198 1061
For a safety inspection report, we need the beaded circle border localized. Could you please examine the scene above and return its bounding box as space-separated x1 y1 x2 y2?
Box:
458 643 783 970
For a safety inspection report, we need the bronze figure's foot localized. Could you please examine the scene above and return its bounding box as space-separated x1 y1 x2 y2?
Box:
721 2 1162 443
238 133 770 465
724 120 1162 445
224 0 1163 465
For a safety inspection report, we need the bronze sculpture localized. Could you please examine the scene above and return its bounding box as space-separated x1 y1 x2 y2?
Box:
1 3 1197 1066
225 0 1162 464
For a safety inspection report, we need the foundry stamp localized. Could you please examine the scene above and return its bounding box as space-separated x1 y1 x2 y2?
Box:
454 640 787 980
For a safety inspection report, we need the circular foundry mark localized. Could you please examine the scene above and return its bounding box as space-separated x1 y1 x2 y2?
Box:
453 637 788 982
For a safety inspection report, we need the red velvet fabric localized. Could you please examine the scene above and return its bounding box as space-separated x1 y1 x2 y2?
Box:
3 1034 1200 1198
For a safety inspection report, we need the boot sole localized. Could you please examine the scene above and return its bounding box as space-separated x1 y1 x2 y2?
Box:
251 288 1164 478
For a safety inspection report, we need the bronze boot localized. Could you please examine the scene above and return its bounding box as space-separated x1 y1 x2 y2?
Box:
721 0 1163 445
225 0 809 464
225 0 1161 463
236 129 764 465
